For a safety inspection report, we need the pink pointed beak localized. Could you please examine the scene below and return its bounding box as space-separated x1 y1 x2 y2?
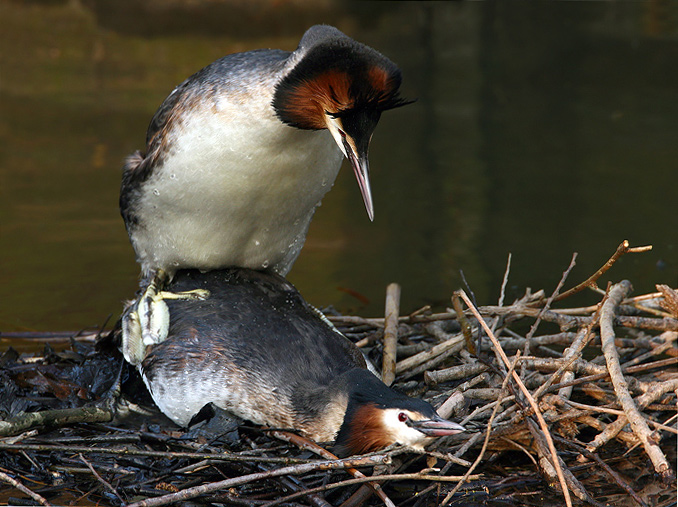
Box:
340 134 374 221
412 416 466 437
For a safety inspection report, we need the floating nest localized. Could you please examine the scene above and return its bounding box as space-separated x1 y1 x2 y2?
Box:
0 241 676 507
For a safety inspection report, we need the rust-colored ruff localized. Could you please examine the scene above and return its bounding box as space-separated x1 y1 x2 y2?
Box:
340 403 394 456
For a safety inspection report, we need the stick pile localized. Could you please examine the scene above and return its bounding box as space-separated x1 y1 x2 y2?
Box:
0 241 676 506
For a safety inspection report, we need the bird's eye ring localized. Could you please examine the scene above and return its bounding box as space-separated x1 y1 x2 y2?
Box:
398 412 408 423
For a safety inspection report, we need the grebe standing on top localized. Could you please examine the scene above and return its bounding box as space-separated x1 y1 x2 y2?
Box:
119 25 411 350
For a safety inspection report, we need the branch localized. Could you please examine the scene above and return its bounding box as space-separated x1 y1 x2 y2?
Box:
382 283 401 386
125 455 390 507
0 406 114 437
0 470 53 507
599 281 671 478
554 240 652 302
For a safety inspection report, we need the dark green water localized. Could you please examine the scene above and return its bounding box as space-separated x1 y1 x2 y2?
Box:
2 1 677 332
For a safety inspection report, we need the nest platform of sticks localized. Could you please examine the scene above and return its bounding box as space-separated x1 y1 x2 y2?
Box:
0 240 676 507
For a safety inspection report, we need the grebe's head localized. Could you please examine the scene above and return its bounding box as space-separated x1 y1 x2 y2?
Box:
334 370 465 456
273 25 412 221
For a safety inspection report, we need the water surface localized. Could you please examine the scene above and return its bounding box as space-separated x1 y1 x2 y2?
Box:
1 1 677 332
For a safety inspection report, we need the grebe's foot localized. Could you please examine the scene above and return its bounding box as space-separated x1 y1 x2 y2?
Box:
137 270 171 347
139 288 210 345
139 271 211 346
121 270 211 365
121 302 145 365
159 288 211 301
120 269 169 365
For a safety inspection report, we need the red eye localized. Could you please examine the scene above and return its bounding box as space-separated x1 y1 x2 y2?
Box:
398 412 408 422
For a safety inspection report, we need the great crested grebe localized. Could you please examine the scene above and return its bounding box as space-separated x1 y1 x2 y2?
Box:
119 25 411 351
123 269 464 456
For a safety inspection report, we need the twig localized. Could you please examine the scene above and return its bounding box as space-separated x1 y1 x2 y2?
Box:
498 253 512 307
456 289 573 507
395 334 464 374
125 455 390 507
621 332 678 368
382 283 401 386
328 311 460 327
522 253 578 361
261 471 482 507
424 362 489 386
588 451 648 507
543 296 604 401
547 356 678 393
0 406 114 437
554 240 652 302
526 417 596 504
499 437 538 466
616 315 678 331
587 377 678 452
256 463 332 507
599 280 671 478
477 304 678 332
441 351 520 505
561 401 678 435
0 443 309 464
397 340 465 381
0 330 100 341
452 293 475 354
555 436 649 507
268 430 395 507
0 470 53 506
459 392 516 427
79 453 125 503
339 485 375 507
